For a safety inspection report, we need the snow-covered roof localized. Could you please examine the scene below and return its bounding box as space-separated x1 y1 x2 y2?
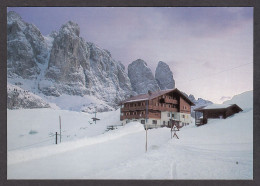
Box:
194 104 243 111
204 104 233 109
121 88 195 105
124 98 148 103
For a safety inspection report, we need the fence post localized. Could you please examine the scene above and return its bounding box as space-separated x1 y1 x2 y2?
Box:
56 132 57 144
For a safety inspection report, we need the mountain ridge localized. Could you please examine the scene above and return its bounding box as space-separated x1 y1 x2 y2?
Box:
7 11 213 113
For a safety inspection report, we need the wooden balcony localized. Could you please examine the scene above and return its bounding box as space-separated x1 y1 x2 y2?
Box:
121 106 146 111
148 105 178 112
121 105 178 112
165 98 178 104
120 112 161 120
120 114 146 120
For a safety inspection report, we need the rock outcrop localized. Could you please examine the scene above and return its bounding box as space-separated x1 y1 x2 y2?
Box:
155 61 175 90
42 21 89 97
128 59 159 94
7 12 134 109
7 11 49 79
7 84 50 109
41 21 133 105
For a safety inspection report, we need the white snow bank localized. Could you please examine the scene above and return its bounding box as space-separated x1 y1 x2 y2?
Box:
223 90 253 111
8 122 144 165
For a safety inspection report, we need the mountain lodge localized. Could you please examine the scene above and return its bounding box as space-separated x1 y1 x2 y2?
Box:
120 88 195 128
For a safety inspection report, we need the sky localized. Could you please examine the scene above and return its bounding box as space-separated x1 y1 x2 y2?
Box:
8 7 253 103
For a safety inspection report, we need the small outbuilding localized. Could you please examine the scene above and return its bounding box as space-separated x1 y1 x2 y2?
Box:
194 104 243 126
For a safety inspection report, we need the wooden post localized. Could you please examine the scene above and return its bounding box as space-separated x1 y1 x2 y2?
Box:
171 112 173 139
145 124 147 152
55 132 57 144
59 116 61 143
145 100 148 123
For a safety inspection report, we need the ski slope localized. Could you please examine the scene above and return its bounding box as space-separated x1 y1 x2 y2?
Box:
7 91 253 179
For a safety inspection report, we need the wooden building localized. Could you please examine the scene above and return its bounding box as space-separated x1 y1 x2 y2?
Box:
194 104 243 126
120 88 195 128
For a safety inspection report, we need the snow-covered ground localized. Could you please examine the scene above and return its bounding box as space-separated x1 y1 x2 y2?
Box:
7 91 253 179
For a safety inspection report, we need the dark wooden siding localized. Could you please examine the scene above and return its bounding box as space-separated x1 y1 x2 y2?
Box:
179 97 191 114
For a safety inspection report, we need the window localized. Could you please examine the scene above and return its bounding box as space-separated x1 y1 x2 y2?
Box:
167 113 171 117
141 120 145 124
163 121 165 125
182 115 185 118
152 120 157 124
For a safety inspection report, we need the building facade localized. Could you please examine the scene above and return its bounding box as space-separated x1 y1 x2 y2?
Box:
120 88 195 128
194 104 243 126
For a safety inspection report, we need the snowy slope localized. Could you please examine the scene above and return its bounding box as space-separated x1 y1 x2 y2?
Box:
7 83 50 109
223 90 253 111
8 108 121 152
7 90 253 179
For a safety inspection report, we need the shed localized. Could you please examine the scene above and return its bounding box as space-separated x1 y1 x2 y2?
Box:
194 104 243 126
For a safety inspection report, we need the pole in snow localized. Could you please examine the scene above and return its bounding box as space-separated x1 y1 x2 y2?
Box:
55 132 57 144
171 112 173 139
145 124 148 152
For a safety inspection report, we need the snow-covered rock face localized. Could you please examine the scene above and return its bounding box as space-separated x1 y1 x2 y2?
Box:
155 61 175 90
7 84 50 109
128 59 159 94
7 12 134 110
87 42 133 106
7 11 49 79
42 21 133 105
43 21 90 96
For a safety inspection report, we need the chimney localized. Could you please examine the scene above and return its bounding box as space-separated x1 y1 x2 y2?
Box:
148 90 152 96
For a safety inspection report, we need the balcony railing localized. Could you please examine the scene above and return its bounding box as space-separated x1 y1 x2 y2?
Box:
121 105 146 111
149 105 178 112
165 98 178 104
120 114 146 120
121 104 178 112
120 113 161 120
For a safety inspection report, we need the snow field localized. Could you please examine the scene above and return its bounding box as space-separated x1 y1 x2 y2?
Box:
7 108 121 152
7 90 253 179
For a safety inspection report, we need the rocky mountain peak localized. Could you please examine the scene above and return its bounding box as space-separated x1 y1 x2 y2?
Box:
188 94 196 102
7 11 49 79
155 61 175 90
128 59 159 94
131 59 148 67
7 11 22 23
60 21 80 37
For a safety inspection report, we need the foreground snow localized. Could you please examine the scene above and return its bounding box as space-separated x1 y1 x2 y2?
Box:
7 91 253 179
8 111 252 179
